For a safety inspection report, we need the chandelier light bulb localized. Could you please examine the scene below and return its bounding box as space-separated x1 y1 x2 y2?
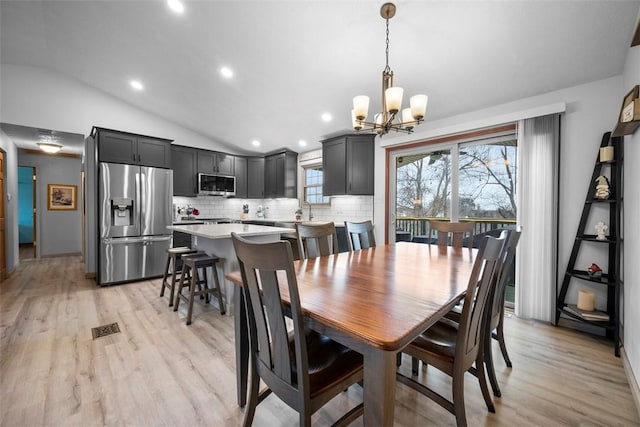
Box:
353 95 370 120
410 94 428 120
385 87 403 114
402 108 414 129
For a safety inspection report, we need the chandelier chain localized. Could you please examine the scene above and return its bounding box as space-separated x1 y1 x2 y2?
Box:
384 18 391 73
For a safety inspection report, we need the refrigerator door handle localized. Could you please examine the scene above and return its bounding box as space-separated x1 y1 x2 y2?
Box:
135 170 142 232
102 235 172 245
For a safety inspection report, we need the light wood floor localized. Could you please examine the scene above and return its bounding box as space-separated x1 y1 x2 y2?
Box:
1 256 638 426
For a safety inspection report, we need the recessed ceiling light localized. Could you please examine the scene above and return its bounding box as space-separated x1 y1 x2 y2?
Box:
298 140 307 147
321 113 332 122
252 140 261 147
130 80 144 91
167 0 184 14
220 67 234 78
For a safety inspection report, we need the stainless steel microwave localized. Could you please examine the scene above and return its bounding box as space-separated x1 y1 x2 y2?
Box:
198 173 236 197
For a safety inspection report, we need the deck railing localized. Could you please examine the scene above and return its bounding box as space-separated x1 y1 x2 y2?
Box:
395 217 517 243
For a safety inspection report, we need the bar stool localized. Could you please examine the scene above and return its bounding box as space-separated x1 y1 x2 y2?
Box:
160 246 198 307
174 253 225 325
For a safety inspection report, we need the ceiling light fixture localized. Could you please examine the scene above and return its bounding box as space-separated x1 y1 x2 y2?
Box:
352 3 428 136
321 113 332 122
251 140 261 147
167 0 184 14
37 142 62 153
220 67 234 78
130 80 144 91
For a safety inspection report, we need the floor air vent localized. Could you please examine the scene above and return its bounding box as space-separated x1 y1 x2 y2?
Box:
91 322 121 339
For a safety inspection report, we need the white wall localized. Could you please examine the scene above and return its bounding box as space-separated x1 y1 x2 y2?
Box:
0 64 233 152
18 151 83 256
621 24 640 395
0 130 19 274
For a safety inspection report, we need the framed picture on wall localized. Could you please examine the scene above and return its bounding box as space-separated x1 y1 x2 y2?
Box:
47 184 77 210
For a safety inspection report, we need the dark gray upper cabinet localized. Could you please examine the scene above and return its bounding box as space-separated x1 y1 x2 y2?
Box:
94 128 172 168
264 151 297 198
171 145 198 197
322 134 375 196
197 150 234 175
234 156 248 198
247 157 265 199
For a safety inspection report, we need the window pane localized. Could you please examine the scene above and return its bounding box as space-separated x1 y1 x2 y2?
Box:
396 150 452 218
458 140 517 219
303 166 329 204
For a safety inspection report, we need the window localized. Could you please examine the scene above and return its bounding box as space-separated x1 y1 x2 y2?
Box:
303 165 330 204
458 138 517 220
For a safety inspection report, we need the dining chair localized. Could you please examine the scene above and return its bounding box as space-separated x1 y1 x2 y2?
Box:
428 220 475 249
397 234 506 427
483 228 521 396
296 222 339 259
230 233 364 427
344 220 376 251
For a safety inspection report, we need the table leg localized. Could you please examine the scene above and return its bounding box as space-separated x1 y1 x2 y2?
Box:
363 349 397 426
234 285 249 407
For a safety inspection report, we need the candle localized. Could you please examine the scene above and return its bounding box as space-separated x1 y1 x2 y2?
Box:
600 146 614 162
577 290 595 311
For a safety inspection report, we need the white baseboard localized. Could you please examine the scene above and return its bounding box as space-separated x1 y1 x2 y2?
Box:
621 346 640 419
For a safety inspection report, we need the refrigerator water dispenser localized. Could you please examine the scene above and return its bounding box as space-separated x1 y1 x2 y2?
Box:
111 198 134 227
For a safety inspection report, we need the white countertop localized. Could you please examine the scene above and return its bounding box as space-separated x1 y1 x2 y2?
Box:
167 223 295 239
241 218 347 227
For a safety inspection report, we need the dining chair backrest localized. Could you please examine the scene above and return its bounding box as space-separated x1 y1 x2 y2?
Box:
344 220 376 251
488 228 521 331
457 234 505 369
296 222 339 259
231 232 364 426
231 233 311 403
428 220 474 250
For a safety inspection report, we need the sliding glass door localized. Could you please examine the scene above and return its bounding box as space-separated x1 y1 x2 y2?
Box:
390 131 518 305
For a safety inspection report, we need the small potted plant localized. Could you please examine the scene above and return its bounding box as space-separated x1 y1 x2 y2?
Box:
241 204 249 220
295 208 303 221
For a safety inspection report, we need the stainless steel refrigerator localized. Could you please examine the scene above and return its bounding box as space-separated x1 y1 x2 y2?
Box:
99 162 173 285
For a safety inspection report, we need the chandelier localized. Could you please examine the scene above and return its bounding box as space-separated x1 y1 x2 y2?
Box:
352 3 428 136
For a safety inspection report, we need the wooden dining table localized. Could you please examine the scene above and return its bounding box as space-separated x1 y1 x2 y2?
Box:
226 241 476 426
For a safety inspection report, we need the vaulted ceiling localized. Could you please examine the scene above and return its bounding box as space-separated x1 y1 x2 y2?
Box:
1 1 639 155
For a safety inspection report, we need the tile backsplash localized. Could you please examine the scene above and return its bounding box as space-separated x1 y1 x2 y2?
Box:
173 196 374 224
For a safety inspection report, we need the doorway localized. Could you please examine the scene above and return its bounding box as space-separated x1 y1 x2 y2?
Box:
18 166 36 260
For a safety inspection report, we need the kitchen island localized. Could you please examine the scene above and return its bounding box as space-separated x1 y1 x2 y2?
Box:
166 223 295 313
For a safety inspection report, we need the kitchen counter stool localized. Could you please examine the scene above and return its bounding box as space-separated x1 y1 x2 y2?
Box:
160 246 198 306
174 253 225 325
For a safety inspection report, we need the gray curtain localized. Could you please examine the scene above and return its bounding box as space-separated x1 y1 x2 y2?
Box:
515 114 560 322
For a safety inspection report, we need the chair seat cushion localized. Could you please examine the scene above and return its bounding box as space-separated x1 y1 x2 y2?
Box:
410 318 459 361
289 331 363 398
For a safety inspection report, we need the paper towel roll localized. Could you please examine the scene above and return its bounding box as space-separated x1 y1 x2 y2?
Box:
577 290 595 311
